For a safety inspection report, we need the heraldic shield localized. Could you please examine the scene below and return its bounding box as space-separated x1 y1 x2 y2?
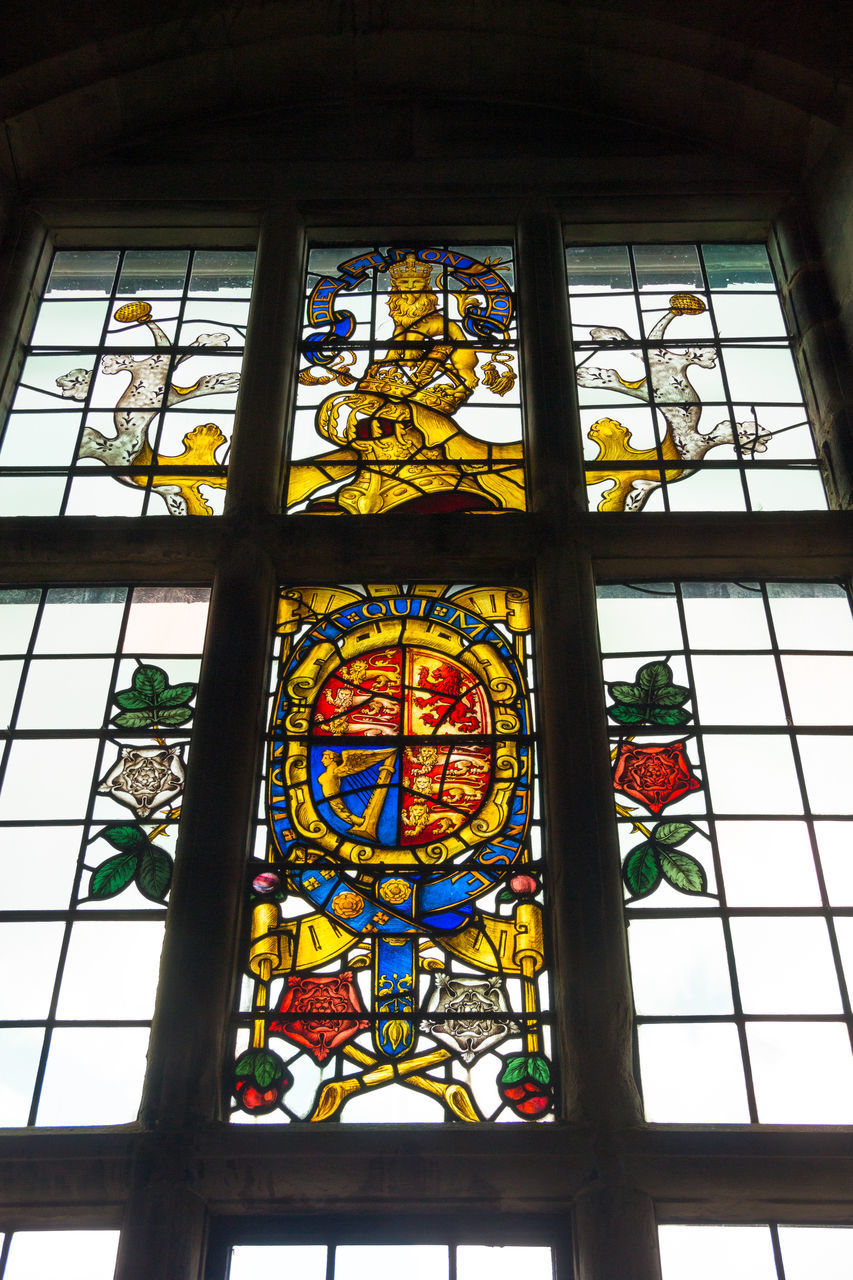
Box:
231 586 554 1123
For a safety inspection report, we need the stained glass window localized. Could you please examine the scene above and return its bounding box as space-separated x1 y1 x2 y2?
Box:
0 586 208 1123
658 1225 853 1280
0 212 846 1279
597 582 853 1121
0 249 254 516
568 244 826 512
231 585 550 1122
286 246 524 514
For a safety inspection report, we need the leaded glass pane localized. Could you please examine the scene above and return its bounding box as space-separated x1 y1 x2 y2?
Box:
229 1245 555 1280
230 585 551 1122
568 244 827 512
597 582 853 1122
0 249 255 516
285 246 525 514
0 586 208 1124
658 1225 853 1280
0 1230 120 1279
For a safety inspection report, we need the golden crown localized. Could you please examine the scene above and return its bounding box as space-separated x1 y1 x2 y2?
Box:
388 253 434 289
359 360 469 415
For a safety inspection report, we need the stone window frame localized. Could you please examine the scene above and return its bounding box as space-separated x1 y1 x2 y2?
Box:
0 204 850 1280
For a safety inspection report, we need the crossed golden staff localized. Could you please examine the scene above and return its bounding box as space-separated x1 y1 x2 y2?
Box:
310 1043 479 1122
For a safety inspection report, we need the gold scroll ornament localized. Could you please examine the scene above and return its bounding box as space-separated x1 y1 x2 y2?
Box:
248 899 544 977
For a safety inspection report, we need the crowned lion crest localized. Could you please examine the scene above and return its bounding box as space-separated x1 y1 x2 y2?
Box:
287 248 525 515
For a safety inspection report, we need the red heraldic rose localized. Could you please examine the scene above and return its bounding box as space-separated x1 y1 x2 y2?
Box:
270 972 369 1063
613 742 700 814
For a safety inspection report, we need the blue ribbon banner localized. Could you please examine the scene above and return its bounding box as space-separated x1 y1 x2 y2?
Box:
304 247 514 366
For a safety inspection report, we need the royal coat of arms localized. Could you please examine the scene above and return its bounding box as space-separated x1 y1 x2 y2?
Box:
232 585 553 1123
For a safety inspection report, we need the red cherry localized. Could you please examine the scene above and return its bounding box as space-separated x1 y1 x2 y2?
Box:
241 1084 279 1111
516 1094 550 1116
503 1084 527 1101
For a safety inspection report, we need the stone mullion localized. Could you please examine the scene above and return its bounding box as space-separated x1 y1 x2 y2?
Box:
126 202 305 1134
113 205 306 1279
224 204 305 515
573 1187 662 1280
517 207 586 513
0 206 50 426
111 539 276 1280
771 205 853 509
114 1137 208 1280
131 204 305 1131
517 209 659 1280
137 540 276 1131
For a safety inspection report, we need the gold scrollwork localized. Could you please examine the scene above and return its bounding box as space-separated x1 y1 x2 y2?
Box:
276 588 363 634
250 904 358 974
441 904 544 975
422 842 451 863
505 588 531 634
283 748 326 840
447 586 531 634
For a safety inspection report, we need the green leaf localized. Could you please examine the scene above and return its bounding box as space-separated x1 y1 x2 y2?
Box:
149 706 194 726
235 1050 259 1077
653 685 693 707
622 843 661 898
637 660 676 690
113 667 195 723
500 1056 528 1085
497 889 515 904
658 849 707 895
235 1048 285 1088
114 688 152 710
98 824 150 853
91 851 139 898
648 706 691 726
607 659 693 727
156 683 197 707
254 1050 285 1090
608 682 645 705
112 709 156 728
132 664 168 702
136 846 173 902
653 821 699 847
528 1055 551 1085
609 704 648 724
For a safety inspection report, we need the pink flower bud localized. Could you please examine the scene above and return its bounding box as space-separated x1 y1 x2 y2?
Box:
253 871 281 894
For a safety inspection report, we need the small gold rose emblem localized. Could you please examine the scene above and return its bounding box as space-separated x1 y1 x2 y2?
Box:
332 891 365 919
380 878 412 905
